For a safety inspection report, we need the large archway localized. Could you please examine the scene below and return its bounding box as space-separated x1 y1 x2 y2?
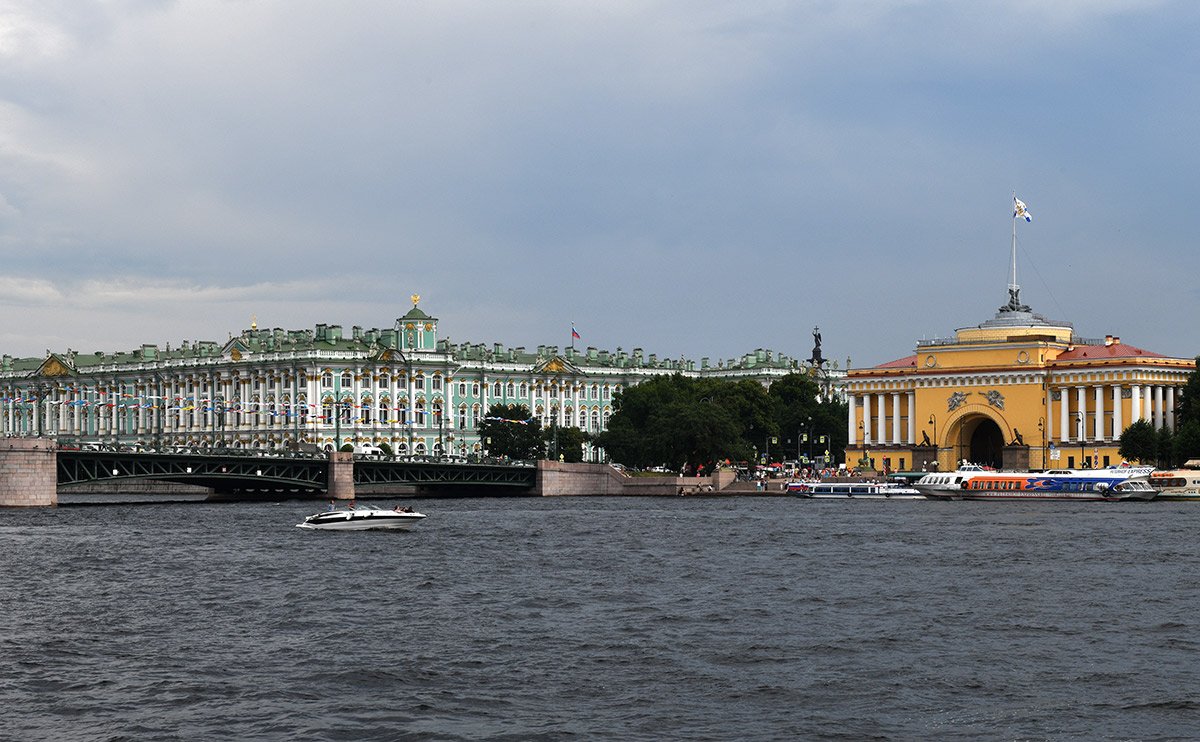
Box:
958 416 1004 469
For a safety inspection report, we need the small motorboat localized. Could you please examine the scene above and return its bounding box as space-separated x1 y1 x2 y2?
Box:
297 503 426 531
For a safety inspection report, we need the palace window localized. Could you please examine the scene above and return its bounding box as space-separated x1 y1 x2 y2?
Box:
494 381 502 397
341 372 353 388
458 382 466 396
379 375 389 388
472 382 479 397
458 404 467 429
321 373 333 389
520 383 528 397
506 382 514 397
432 375 443 391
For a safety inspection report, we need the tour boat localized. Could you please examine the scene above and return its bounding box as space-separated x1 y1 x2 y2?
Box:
1148 464 1200 501
297 503 426 530
787 481 923 499
913 463 1157 501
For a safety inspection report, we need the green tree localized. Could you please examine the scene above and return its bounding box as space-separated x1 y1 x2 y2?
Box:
1174 421 1200 464
1176 357 1200 427
1118 420 1157 464
378 441 394 457
595 374 767 472
768 372 848 466
478 403 544 460
544 425 589 463
1157 426 1177 468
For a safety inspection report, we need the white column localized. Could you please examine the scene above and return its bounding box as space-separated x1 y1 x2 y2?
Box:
1076 386 1087 442
876 393 886 445
1094 386 1104 441
1131 385 1141 423
847 394 857 446
1059 390 1069 444
862 394 872 445
1143 385 1152 424
1167 386 1176 431
907 392 916 444
1112 386 1122 439
1154 385 1164 430
891 392 901 446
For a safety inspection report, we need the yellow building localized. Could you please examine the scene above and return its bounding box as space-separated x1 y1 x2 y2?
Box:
845 289 1194 472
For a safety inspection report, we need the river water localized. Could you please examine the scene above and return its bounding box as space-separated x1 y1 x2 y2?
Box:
3 495 1199 741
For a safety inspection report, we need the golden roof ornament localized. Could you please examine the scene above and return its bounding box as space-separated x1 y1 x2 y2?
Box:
251 315 257 330
411 294 420 307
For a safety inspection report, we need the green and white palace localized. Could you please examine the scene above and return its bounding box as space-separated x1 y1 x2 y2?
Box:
0 297 843 459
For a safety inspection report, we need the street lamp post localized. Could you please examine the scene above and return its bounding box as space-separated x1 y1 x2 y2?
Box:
1037 417 1045 470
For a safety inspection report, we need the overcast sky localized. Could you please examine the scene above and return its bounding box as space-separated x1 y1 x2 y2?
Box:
1 1 1197 368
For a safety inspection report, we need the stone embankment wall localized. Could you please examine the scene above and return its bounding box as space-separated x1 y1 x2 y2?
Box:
0 438 58 507
534 462 743 496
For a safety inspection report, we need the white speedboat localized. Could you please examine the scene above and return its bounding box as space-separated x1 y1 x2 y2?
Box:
913 463 1156 501
787 481 923 499
297 503 426 531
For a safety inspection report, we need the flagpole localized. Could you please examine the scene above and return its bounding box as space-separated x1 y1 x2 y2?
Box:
1010 192 1019 299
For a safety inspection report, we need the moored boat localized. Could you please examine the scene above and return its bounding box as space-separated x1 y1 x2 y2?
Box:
1149 462 1200 501
788 481 923 499
297 503 426 530
914 464 1156 501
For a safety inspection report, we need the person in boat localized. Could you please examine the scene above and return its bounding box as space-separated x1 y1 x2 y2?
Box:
327 500 336 511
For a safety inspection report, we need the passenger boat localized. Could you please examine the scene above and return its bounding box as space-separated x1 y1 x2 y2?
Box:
296 503 426 530
1149 463 1200 501
787 481 923 499
913 464 1156 501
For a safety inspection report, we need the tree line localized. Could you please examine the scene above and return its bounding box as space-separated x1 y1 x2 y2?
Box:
474 372 845 471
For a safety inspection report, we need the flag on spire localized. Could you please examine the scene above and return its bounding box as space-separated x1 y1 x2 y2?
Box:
1013 196 1032 222
571 325 581 341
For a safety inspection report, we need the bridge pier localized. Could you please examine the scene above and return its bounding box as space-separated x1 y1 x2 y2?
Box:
328 451 355 500
0 438 58 507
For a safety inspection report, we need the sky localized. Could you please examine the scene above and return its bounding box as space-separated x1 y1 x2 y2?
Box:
1 0 1197 368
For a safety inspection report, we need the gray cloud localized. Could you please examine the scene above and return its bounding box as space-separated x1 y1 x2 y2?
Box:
0 0 1196 363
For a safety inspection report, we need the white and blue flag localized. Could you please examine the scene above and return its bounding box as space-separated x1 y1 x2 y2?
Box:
1013 196 1032 222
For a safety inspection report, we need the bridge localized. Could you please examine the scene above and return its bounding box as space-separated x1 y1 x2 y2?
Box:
0 438 539 505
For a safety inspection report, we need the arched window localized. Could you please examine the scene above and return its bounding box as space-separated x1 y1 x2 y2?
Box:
361 398 372 424
458 404 467 429
379 400 390 424
565 407 573 426
379 374 389 388
494 381 502 397
415 399 426 426
506 382 514 396
341 372 353 388
471 404 480 427
591 409 600 430
322 373 333 389
433 400 443 427
519 383 528 397
432 375 443 391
